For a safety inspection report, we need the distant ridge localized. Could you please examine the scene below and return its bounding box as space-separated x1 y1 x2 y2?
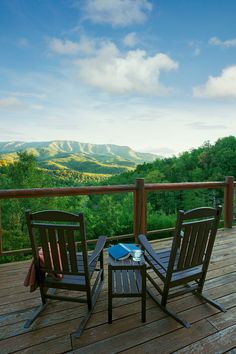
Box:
0 140 157 175
0 141 156 160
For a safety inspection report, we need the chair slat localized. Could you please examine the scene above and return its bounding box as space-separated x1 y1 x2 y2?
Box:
40 228 52 270
57 228 69 272
48 228 61 272
191 222 208 266
197 221 212 264
66 229 78 272
177 225 192 269
184 224 199 268
177 219 213 270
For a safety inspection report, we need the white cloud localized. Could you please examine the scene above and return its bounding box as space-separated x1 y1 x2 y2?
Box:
209 36 236 48
123 32 138 47
188 121 228 130
48 36 95 55
0 97 25 109
193 66 236 98
188 41 201 56
1 70 236 155
75 42 178 95
82 0 152 27
48 38 80 55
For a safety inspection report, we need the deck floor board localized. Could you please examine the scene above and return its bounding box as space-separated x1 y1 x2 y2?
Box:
0 228 236 354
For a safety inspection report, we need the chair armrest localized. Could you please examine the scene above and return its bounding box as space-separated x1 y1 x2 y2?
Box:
138 234 167 272
88 235 107 266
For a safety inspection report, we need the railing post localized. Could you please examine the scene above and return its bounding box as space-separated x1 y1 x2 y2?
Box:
134 178 147 243
224 176 234 228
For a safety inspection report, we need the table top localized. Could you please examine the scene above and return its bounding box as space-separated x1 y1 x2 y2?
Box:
108 254 145 268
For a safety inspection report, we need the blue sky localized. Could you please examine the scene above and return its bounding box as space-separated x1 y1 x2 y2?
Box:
0 0 236 156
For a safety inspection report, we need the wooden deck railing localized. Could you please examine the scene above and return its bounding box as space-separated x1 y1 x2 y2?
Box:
0 176 234 257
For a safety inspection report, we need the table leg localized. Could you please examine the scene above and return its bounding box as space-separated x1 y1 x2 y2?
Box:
108 265 112 324
141 265 146 322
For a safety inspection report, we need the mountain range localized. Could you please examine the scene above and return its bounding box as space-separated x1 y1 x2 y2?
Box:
0 141 157 175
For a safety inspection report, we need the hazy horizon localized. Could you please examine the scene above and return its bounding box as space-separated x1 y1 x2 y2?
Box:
0 0 236 156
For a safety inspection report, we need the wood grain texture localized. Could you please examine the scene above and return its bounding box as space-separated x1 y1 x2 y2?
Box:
0 228 235 354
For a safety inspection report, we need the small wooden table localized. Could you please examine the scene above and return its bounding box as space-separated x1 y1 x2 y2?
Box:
108 255 146 323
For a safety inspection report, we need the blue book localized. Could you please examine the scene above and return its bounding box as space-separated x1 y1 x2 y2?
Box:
108 243 140 261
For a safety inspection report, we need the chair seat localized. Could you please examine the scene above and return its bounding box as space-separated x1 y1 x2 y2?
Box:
146 248 203 285
43 253 98 290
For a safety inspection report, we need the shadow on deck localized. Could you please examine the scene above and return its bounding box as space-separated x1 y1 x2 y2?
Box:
0 228 236 354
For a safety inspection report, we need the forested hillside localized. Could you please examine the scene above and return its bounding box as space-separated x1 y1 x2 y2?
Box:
105 136 236 185
0 136 235 262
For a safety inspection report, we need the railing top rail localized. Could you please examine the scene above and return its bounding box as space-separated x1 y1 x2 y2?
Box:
0 181 227 199
0 185 135 199
145 181 226 191
0 177 234 258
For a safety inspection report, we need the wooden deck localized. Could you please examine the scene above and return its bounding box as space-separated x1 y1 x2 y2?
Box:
1 229 236 354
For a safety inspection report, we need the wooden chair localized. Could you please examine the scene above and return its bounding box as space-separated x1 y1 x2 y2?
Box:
139 206 226 328
24 209 106 337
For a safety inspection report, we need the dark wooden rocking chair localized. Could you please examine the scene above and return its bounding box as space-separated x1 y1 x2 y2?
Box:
24 210 106 337
139 206 226 328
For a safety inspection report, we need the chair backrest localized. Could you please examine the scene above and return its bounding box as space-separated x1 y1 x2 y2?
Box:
168 206 222 274
26 210 90 278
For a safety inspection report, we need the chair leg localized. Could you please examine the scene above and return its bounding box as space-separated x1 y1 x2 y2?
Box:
100 252 104 281
147 288 191 328
108 264 113 324
24 303 48 328
86 291 92 311
108 298 112 323
141 266 146 323
195 291 226 312
74 307 93 338
161 283 169 307
74 272 103 338
24 288 57 329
